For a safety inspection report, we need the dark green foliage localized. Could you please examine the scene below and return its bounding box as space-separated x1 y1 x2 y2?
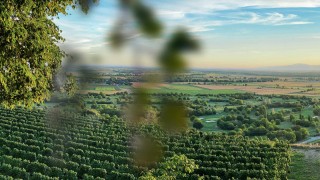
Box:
0 107 291 179
75 0 99 14
132 1 162 37
159 99 188 132
160 29 199 73
267 130 296 143
89 168 107 178
314 107 320 116
0 0 75 108
193 119 204 130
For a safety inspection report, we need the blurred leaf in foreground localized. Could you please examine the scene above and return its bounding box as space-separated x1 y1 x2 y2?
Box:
132 135 163 167
159 99 188 132
159 29 200 73
74 0 99 14
109 0 162 48
125 87 151 125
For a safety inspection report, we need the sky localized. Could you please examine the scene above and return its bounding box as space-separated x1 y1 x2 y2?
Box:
55 0 320 69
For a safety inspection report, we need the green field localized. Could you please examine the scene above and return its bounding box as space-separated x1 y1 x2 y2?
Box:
149 84 245 95
199 114 226 132
278 121 294 129
83 85 131 92
289 149 320 180
0 107 291 179
95 86 116 91
308 139 320 144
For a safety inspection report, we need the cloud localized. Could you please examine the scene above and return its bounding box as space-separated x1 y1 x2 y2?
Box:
157 10 186 19
147 1 316 36
276 21 314 25
151 0 320 15
233 12 313 25
55 0 318 63
180 12 313 32
71 39 92 44
189 26 215 33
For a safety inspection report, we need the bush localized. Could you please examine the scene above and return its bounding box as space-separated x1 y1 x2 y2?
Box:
89 168 107 178
193 119 204 130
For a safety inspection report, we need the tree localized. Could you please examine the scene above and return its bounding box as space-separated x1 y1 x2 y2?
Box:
0 0 100 108
0 1 74 108
292 126 309 141
246 126 268 136
313 107 320 116
139 154 199 180
267 130 296 143
63 74 78 97
193 119 204 130
289 114 295 121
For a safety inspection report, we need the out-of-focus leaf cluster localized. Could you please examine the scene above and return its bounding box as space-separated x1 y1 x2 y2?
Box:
132 136 163 167
159 99 189 132
110 0 162 48
160 29 200 73
131 1 163 37
73 0 99 14
109 1 200 133
126 87 151 125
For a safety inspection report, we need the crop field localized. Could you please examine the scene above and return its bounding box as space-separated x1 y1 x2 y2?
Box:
163 84 204 90
255 81 320 88
131 82 168 89
196 85 303 95
78 85 130 94
0 107 291 179
289 149 320 180
151 88 244 95
95 86 116 91
300 89 320 96
1 67 319 179
149 84 245 95
131 83 245 95
3 1 320 179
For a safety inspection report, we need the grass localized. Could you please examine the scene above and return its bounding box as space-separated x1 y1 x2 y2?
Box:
308 127 318 136
95 86 116 91
150 88 244 95
164 84 204 90
139 84 246 95
278 121 294 129
288 149 320 180
199 114 226 132
308 139 320 144
301 107 314 117
79 85 132 94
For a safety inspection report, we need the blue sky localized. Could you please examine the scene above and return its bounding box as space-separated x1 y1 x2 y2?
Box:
55 0 320 68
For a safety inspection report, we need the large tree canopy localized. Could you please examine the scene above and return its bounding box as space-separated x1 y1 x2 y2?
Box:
0 0 77 108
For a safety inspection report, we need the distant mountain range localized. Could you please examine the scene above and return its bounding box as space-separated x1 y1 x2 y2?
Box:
254 64 320 72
